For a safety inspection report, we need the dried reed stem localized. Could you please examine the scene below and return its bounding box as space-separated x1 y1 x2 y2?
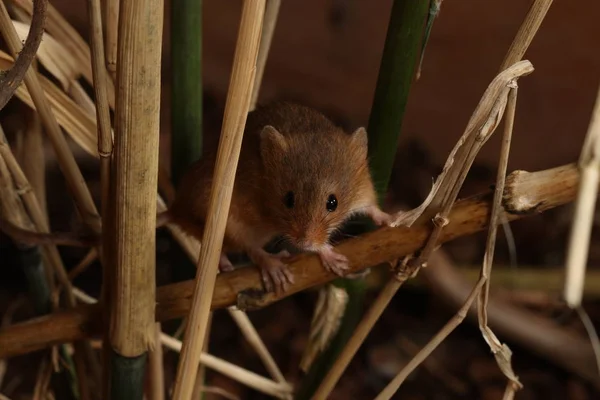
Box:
0 1 101 234
228 309 287 384
563 83 600 307
249 0 280 110
104 0 119 78
0 0 47 110
499 0 554 70
20 110 47 221
171 1 265 398
476 86 522 394
109 0 163 357
148 323 165 400
312 259 419 398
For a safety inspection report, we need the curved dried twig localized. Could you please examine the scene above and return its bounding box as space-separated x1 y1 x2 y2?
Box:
0 0 48 110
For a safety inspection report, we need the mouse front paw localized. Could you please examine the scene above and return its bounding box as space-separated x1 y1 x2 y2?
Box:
318 245 349 276
365 205 394 227
255 250 294 294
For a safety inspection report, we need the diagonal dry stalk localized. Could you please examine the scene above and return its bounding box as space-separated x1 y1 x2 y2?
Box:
563 83 600 308
249 0 280 111
0 2 101 235
0 0 47 110
171 1 266 398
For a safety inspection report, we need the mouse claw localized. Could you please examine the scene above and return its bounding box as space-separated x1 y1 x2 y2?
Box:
254 250 295 294
318 245 349 276
219 252 235 272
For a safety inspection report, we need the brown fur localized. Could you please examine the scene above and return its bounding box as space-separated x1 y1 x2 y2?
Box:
167 101 380 254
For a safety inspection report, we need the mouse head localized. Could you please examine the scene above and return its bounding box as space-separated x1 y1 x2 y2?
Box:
259 124 377 253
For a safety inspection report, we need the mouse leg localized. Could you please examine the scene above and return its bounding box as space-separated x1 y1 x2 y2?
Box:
247 247 294 294
364 205 394 226
317 244 349 276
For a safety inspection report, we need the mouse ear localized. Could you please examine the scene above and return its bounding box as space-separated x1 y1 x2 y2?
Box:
260 125 288 158
350 127 368 159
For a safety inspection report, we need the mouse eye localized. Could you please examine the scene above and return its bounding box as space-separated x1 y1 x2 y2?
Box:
326 194 338 212
283 191 295 208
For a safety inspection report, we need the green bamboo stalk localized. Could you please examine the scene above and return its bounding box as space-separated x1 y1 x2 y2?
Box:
295 1 430 398
170 0 203 187
368 0 430 200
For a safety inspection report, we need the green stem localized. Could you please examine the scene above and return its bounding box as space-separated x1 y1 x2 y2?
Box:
109 352 148 400
170 0 203 186
368 0 430 200
296 1 430 397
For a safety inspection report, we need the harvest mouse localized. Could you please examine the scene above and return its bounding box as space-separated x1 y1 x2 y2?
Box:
165 101 393 294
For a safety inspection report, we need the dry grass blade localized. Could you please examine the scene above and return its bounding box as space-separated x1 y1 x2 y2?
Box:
11 20 79 91
19 108 47 222
109 0 163 357
249 0 280 110
10 0 116 108
312 258 418 399
0 3 101 234
172 1 266 398
563 83 600 308
476 85 522 393
0 0 47 110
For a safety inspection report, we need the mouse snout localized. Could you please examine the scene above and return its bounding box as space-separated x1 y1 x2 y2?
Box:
289 226 327 252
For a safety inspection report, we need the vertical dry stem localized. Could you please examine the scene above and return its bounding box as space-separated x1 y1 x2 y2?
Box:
171 1 266 398
109 0 164 356
149 323 165 400
564 83 600 307
104 0 119 78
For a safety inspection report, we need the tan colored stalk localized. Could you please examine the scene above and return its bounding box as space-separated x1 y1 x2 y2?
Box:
0 1 101 234
20 109 47 221
149 323 165 400
104 0 119 78
172 1 266 398
476 86 522 396
159 195 288 387
312 259 419 398
563 84 600 307
109 0 163 356
249 0 280 110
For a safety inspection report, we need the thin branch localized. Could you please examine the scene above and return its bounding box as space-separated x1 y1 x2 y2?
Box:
0 162 590 359
0 0 48 110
